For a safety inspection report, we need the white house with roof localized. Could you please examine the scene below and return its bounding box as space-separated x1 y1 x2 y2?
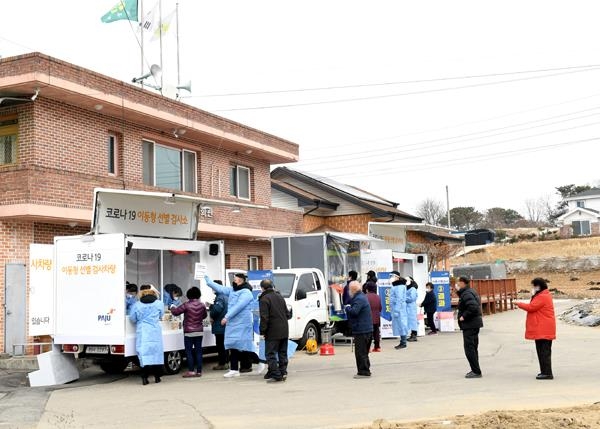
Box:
558 188 600 237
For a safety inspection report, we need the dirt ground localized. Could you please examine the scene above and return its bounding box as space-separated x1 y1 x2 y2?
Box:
357 404 600 429
513 271 600 299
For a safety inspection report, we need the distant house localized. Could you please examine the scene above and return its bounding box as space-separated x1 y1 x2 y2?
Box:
558 188 600 237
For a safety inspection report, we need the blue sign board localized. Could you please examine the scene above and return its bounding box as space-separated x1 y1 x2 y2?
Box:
430 271 451 312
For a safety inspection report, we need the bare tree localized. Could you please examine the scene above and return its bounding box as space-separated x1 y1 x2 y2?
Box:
416 198 445 225
524 195 553 225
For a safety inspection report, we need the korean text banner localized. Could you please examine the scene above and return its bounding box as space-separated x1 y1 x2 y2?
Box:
430 271 451 312
29 244 54 336
377 272 396 338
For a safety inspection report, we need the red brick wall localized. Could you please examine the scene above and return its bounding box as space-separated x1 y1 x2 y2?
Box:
303 215 325 232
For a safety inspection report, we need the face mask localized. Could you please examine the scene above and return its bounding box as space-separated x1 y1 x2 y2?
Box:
530 288 536 295
533 287 541 294
426 289 432 293
127 294 135 299
406 279 412 286
454 284 460 291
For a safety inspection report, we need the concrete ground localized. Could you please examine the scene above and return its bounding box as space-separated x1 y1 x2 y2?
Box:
4 300 600 429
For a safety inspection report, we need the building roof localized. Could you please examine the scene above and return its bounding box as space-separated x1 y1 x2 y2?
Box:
271 179 339 210
271 167 422 221
566 188 600 200
557 207 600 221
371 222 464 243
0 52 298 164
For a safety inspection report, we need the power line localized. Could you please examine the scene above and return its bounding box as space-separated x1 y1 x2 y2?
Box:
300 92 600 151
298 110 600 166
326 137 599 178
214 67 600 111
186 64 600 98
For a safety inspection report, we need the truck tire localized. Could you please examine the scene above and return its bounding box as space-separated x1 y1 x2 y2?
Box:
99 358 128 374
163 350 182 374
298 321 320 349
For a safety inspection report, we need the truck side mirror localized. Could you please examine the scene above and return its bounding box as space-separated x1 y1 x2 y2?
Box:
295 289 306 301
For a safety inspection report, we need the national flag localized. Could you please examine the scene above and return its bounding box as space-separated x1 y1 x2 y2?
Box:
151 10 176 41
138 2 158 33
101 0 139 23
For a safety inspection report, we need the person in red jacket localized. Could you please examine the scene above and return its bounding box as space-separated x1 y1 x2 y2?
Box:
171 286 208 377
516 278 556 380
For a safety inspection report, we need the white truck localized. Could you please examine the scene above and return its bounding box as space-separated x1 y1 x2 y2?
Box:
51 189 225 374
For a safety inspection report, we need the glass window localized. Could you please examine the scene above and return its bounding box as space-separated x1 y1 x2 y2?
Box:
573 220 591 236
143 141 197 192
295 273 316 300
108 135 116 174
248 256 259 271
576 200 585 208
142 140 154 185
183 150 196 192
229 165 251 199
155 145 181 189
0 118 17 166
272 273 295 298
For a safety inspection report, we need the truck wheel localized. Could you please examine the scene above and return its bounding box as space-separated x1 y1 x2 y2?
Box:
298 322 320 349
99 358 128 374
163 351 182 374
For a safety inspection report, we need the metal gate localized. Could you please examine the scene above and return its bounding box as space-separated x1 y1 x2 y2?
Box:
4 263 26 355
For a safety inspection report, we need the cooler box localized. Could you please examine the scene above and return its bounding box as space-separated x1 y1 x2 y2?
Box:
436 312 455 332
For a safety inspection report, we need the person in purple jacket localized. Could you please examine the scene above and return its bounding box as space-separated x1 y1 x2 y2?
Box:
171 286 207 378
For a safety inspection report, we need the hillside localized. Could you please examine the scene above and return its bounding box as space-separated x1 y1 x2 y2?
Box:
452 236 600 299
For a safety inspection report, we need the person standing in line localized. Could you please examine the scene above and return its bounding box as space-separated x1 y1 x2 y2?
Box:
129 284 164 385
344 281 373 379
209 280 229 370
406 276 419 342
205 273 254 378
258 279 290 383
170 286 207 378
456 276 483 379
342 270 359 306
516 278 556 380
363 270 378 294
365 282 382 352
389 272 409 349
421 282 438 335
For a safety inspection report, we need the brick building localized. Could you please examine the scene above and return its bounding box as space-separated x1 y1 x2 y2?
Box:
0 53 302 353
271 167 462 269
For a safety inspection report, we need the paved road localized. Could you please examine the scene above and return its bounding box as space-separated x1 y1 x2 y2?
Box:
3 300 600 428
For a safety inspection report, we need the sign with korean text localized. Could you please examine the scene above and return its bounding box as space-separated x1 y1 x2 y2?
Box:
430 271 451 312
368 223 407 252
29 244 54 336
54 233 126 344
92 189 201 240
194 263 207 280
377 272 395 338
360 249 393 278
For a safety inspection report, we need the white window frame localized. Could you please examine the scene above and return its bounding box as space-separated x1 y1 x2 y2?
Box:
248 255 259 271
230 165 251 200
576 200 585 208
107 134 117 175
142 139 197 192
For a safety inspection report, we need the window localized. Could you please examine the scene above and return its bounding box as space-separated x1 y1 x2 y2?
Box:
576 200 585 208
247 256 260 271
142 140 197 192
572 220 591 236
230 165 251 200
295 273 317 301
0 118 18 166
107 134 117 174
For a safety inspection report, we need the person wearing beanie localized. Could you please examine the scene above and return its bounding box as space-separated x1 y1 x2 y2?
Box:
456 276 483 379
129 284 164 385
389 272 409 349
365 281 382 352
516 278 556 380
362 270 378 293
406 276 419 342
205 273 254 378
259 279 290 382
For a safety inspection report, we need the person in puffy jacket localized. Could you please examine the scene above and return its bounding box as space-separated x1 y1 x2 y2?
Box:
209 282 229 370
205 273 254 378
129 284 164 385
171 286 207 377
456 276 483 379
405 276 419 342
389 272 409 349
516 277 556 380
421 282 438 335
344 281 373 378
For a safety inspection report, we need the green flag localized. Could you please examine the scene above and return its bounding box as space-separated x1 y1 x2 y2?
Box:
101 0 138 23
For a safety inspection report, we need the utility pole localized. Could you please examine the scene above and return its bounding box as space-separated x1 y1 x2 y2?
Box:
446 185 451 229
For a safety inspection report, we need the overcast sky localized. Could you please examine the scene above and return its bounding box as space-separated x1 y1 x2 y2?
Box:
3 1 600 217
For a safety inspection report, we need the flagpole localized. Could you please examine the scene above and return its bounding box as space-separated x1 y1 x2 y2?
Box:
140 0 144 89
158 0 164 91
176 2 180 87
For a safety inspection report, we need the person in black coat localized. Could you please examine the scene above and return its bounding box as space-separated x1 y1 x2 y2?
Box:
421 282 438 335
344 281 373 379
259 279 290 383
456 276 484 378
